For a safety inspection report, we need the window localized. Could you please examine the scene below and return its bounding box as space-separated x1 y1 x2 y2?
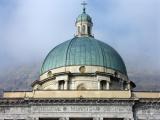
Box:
47 71 52 78
82 25 85 34
100 80 106 90
78 26 80 34
58 80 65 90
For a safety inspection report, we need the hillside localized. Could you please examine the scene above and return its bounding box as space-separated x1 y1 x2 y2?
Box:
0 62 160 91
0 63 40 91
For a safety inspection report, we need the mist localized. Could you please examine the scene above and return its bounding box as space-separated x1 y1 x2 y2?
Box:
0 0 160 76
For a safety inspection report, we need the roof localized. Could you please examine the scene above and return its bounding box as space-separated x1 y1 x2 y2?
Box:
3 90 160 99
76 12 92 23
41 37 127 75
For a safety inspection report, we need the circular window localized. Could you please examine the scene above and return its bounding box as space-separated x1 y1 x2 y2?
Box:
79 66 86 73
47 71 52 77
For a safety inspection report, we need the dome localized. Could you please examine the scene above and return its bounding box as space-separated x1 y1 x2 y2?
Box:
76 13 92 23
41 37 127 75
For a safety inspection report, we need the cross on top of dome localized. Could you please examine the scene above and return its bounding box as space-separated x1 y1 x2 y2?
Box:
81 1 87 13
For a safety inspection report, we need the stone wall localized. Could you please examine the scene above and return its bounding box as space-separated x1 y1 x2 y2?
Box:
0 100 134 120
0 98 160 120
134 100 160 120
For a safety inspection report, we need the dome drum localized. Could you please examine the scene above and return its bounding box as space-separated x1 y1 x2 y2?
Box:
33 65 131 90
33 71 131 91
40 65 128 81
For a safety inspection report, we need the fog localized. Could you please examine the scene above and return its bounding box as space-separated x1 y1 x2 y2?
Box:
0 0 160 75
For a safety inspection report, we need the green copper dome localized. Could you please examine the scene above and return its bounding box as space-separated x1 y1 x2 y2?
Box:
76 12 92 23
41 37 127 75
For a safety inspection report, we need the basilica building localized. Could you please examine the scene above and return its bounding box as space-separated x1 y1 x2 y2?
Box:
0 3 160 120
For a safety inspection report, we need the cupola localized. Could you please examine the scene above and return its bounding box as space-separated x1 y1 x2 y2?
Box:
75 1 93 37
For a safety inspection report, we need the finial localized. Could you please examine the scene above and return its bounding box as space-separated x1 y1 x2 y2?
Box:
81 1 87 13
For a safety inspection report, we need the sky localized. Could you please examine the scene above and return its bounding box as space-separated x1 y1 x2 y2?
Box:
0 0 160 75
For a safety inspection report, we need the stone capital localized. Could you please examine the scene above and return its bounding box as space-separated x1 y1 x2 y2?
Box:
59 117 69 120
93 117 102 120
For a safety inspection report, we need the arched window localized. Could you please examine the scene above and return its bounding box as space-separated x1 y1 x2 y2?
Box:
58 80 65 90
77 83 86 90
88 26 91 35
100 80 106 90
82 25 85 34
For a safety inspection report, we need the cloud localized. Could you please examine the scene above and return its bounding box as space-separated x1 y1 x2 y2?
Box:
90 0 160 72
0 0 82 65
0 0 160 74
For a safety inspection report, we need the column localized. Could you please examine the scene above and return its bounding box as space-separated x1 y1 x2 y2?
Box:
120 80 124 90
106 81 109 90
127 83 130 90
26 117 34 120
33 118 39 120
124 118 135 120
64 80 68 90
100 118 103 120
93 117 102 120
98 80 100 90
124 118 131 120
57 80 59 90
59 117 69 120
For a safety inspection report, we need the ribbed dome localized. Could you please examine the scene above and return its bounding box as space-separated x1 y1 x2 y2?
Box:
41 37 127 75
76 13 92 23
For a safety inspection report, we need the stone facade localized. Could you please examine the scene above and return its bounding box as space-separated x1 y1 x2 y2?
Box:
0 98 159 120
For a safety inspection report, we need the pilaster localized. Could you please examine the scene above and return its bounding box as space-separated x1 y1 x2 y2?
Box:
64 80 68 90
106 81 109 90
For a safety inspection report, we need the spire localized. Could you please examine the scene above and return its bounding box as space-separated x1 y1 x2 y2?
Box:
81 1 87 13
75 1 93 37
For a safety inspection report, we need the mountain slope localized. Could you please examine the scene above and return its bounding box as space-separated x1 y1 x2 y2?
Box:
0 63 40 91
0 62 160 91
